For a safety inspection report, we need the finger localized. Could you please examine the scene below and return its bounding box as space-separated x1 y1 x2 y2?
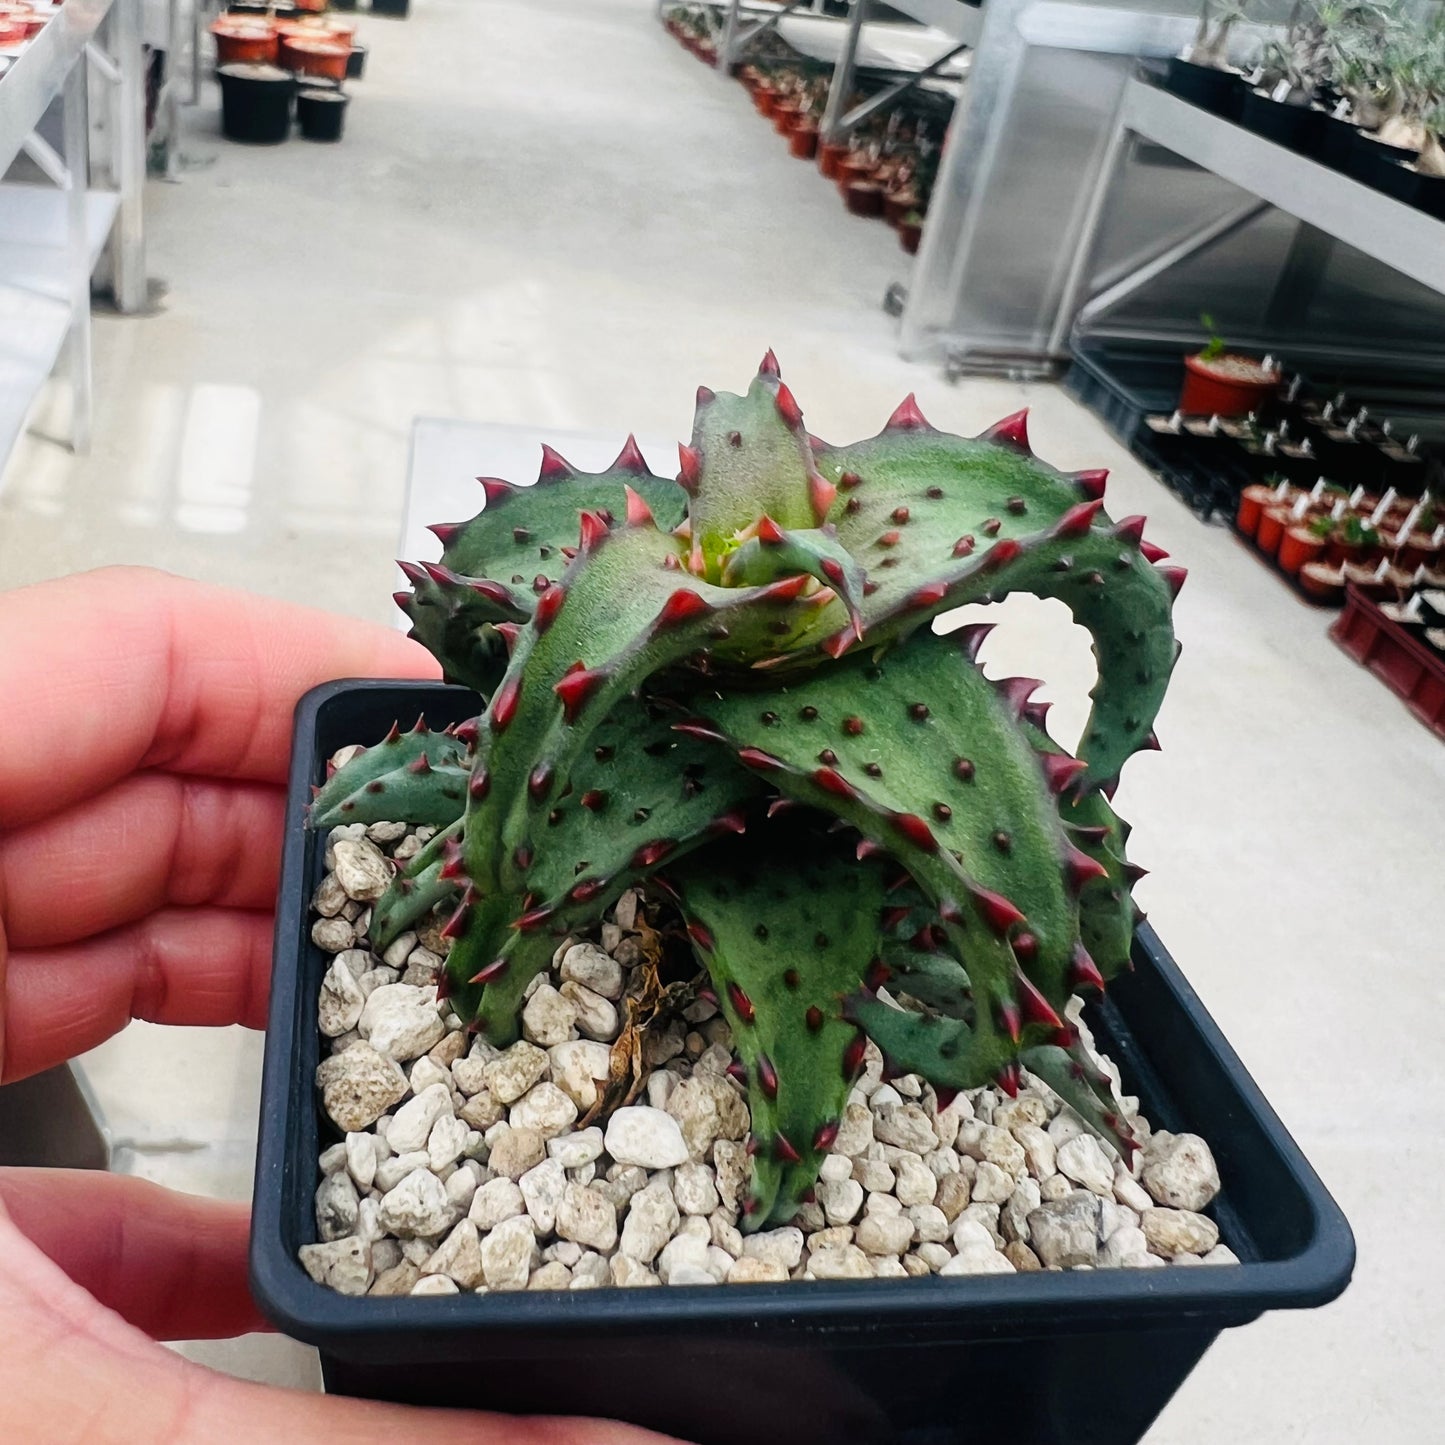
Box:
3 906 272 1083
0 1169 262 1340
0 1196 679 1445
0 774 286 948
0 566 439 829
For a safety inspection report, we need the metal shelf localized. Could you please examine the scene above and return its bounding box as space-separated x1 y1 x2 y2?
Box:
0 187 120 465
0 0 146 473
0 1 110 172
1116 78 1445 299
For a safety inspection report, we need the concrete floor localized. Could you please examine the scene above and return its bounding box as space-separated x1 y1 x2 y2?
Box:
3 0 1443 1437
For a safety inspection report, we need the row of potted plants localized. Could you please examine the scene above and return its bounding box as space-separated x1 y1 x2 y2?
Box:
1331 579 1445 738
1165 0 1445 217
214 4 363 144
1236 474 1442 603
1146 320 1435 498
660 5 947 255
0 1 50 50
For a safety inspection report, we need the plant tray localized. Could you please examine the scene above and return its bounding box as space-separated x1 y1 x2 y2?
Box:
250 680 1355 1445
1330 585 1445 739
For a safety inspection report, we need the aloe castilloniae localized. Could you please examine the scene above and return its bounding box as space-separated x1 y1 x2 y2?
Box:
313 354 1182 1227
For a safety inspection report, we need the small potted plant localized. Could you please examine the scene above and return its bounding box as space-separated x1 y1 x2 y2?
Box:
252 359 1352 1442
1239 1 1331 151
1166 0 1252 117
1180 314 1282 416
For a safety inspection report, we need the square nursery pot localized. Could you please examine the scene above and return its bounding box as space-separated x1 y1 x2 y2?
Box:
251 680 1355 1445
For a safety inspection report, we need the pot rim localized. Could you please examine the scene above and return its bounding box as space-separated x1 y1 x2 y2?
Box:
251 680 1355 1352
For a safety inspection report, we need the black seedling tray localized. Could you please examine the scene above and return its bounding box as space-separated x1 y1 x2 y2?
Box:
251 680 1355 1445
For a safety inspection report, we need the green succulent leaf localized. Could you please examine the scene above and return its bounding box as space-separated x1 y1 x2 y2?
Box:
669 820 889 1228
311 721 470 829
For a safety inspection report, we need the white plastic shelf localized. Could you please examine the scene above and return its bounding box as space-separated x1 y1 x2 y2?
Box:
0 186 120 464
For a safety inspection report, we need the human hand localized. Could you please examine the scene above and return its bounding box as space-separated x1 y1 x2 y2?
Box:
0 567 673 1444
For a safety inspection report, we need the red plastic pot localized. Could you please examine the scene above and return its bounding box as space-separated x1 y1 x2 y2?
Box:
755 90 779 119
279 34 349 81
1299 562 1346 604
1235 484 1276 538
884 189 917 228
213 21 280 66
898 219 922 255
0 16 26 42
1179 354 1280 417
818 141 848 179
772 103 801 135
836 155 873 188
843 181 884 217
1278 526 1325 576
787 123 818 160
1255 506 1290 558
1395 530 1441 570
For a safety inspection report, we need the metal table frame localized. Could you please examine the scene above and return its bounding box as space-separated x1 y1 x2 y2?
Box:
819 0 978 144
0 0 147 466
1052 75 1445 362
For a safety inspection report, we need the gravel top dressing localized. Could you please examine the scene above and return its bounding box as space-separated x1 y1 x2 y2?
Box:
299 813 1233 1299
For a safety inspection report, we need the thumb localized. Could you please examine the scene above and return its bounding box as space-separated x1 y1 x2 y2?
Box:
0 1178 681 1444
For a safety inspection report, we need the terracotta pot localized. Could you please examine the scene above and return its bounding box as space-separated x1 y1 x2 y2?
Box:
1298 562 1346 604
844 181 884 218
1179 353 1280 417
898 219 922 255
818 141 848 179
837 155 873 187
883 189 917 228
1235 484 1276 538
1396 530 1442 570
787 123 818 160
213 21 279 66
772 103 801 135
1278 525 1326 576
279 34 349 81
1255 506 1291 558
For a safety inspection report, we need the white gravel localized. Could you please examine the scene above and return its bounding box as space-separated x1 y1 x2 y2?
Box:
304 814 1237 1297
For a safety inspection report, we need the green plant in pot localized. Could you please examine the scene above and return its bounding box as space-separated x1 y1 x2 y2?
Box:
1169 0 1252 114
1180 314 1281 417
311 356 1182 1227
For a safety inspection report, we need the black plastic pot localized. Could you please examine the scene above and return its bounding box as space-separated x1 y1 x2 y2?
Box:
1238 90 1322 154
218 63 293 145
346 41 366 79
1414 169 1445 220
369 0 410 15
297 87 348 141
1314 111 1360 170
1348 131 1418 188
1164 57 1244 120
1373 157 1420 207
252 680 1355 1445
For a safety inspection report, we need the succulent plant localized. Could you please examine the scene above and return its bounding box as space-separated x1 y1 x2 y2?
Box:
313 356 1183 1227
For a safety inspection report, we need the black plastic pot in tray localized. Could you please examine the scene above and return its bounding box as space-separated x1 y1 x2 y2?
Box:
1372 157 1421 207
1414 170 1445 220
1163 57 1244 119
1238 90 1322 153
250 679 1355 1445
1348 131 1419 188
1312 111 1359 170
